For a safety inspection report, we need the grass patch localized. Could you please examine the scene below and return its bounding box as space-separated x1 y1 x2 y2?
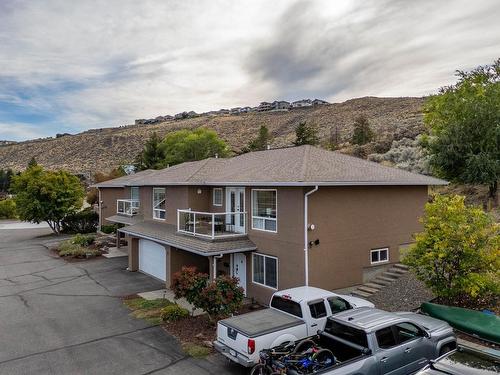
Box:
123 297 174 326
58 240 100 258
183 343 211 358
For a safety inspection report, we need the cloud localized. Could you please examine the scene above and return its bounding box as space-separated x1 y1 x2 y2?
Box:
0 122 49 141
0 0 498 140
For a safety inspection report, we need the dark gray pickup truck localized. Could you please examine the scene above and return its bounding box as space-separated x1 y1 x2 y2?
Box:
258 307 457 375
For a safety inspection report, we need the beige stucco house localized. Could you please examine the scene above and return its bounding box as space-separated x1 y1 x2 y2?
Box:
94 145 446 304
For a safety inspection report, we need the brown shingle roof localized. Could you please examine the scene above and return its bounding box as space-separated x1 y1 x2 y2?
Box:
96 145 447 187
119 221 257 256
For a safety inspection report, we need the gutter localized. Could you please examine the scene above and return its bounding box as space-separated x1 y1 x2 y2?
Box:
304 185 319 286
98 188 102 231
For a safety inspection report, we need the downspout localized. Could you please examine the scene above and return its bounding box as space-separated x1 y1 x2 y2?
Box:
98 188 102 232
212 254 223 280
304 186 319 286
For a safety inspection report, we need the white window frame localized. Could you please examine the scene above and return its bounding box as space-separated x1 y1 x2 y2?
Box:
213 188 223 207
152 187 166 221
370 247 389 265
251 189 277 233
252 253 278 290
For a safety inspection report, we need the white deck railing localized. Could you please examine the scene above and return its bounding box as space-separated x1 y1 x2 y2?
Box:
117 199 140 216
177 209 247 239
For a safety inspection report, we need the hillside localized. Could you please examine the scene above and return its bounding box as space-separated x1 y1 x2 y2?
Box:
0 97 424 176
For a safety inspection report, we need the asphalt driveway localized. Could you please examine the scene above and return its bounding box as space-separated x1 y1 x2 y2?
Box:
0 225 245 375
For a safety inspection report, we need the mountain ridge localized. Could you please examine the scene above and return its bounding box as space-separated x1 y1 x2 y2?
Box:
0 96 425 175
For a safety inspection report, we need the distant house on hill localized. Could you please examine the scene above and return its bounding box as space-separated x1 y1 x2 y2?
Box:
291 99 312 108
312 99 329 106
272 100 291 110
257 102 273 111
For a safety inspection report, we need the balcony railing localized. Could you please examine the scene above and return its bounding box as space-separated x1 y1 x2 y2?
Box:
177 209 247 239
117 199 140 216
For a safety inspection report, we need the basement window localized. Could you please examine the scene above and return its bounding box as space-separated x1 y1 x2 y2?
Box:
371 248 389 264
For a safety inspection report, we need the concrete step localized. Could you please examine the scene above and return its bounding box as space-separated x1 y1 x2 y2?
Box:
351 290 372 298
376 275 397 283
388 267 407 274
363 282 383 290
393 263 409 271
371 278 392 286
358 286 380 294
383 271 402 279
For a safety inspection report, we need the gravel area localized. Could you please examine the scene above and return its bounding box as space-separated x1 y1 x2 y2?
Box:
367 272 435 312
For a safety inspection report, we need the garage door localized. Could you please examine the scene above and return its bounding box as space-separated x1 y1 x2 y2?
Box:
138 240 167 281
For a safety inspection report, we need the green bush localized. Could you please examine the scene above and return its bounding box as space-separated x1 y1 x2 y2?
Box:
172 267 209 306
160 304 189 322
100 224 119 234
61 208 98 234
0 199 17 219
58 240 100 258
197 275 245 320
72 233 95 246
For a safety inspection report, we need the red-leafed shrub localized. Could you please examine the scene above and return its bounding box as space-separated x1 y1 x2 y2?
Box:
171 266 209 307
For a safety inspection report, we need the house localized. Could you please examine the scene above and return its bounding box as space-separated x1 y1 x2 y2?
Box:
94 145 446 304
291 99 312 108
257 102 273 111
272 101 291 110
312 99 329 106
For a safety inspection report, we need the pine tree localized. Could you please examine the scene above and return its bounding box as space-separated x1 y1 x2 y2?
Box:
293 122 319 146
247 125 271 151
27 157 38 169
135 132 166 170
351 115 374 145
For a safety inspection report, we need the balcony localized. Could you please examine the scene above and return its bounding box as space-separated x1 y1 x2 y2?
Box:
177 209 247 239
117 199 140 216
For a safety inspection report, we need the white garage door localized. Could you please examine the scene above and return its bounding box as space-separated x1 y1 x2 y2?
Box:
138 240 167 281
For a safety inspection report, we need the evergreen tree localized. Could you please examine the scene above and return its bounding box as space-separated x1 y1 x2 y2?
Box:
293 121 319 146
351 115 374 145
27 157 38 169
134 132 166 170
247 125 271 151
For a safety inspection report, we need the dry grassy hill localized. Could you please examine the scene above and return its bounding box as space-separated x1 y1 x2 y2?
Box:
0 97 424 175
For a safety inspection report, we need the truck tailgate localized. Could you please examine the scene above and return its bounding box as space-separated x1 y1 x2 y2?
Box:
219 308 304 338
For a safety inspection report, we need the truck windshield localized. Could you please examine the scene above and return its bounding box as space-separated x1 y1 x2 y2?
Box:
271 296 303 318
325 320 368 348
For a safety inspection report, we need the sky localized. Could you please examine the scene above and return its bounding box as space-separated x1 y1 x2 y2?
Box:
0 0 499 141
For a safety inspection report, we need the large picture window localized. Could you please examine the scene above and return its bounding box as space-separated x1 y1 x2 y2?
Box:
153 188 166 220
252 253 278 289
252 189 277 232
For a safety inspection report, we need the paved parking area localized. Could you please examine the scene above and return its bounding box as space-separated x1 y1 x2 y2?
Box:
0 226 246 375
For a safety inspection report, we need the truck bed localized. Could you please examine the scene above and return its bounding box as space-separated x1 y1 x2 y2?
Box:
218 308 304 338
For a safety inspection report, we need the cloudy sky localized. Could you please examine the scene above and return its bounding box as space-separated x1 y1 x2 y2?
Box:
0 0 499 141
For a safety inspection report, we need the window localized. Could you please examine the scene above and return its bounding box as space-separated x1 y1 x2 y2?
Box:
213 188 223 206
252 189 277 232
327 297 352 314
371 247 389 264
309 301 327 319
395 323 423 344
376 327 397 349
130 187 140 201
153 188 166 220
325 320 368 348
252 253 278 289
270 296 302 317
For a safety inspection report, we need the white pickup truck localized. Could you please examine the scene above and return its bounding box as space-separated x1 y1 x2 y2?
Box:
213 286 374 367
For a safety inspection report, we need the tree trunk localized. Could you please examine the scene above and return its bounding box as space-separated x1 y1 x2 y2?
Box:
488 180 498 207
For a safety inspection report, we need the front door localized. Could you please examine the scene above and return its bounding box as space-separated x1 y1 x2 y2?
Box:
226 187 245 234
232 253 246 296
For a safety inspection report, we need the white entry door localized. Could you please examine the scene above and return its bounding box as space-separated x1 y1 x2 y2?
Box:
226 187 246 234
232 253 247 295
138 239 167 281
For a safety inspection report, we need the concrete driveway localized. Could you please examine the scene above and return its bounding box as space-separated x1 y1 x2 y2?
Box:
0 224 246 374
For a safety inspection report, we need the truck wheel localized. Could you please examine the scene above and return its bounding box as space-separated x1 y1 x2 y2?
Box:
439 345 453 356
292 339 316 354
250 364 273 375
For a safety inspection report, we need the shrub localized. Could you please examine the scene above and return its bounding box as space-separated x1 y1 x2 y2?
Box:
86 188 99 205
58 240 100 258
100 224 119 234
72 233 95 246
197 275 245 320
172 266 209 306
160 304 189 322
404 194 500 301
61 208 98 234
0 198 17 219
